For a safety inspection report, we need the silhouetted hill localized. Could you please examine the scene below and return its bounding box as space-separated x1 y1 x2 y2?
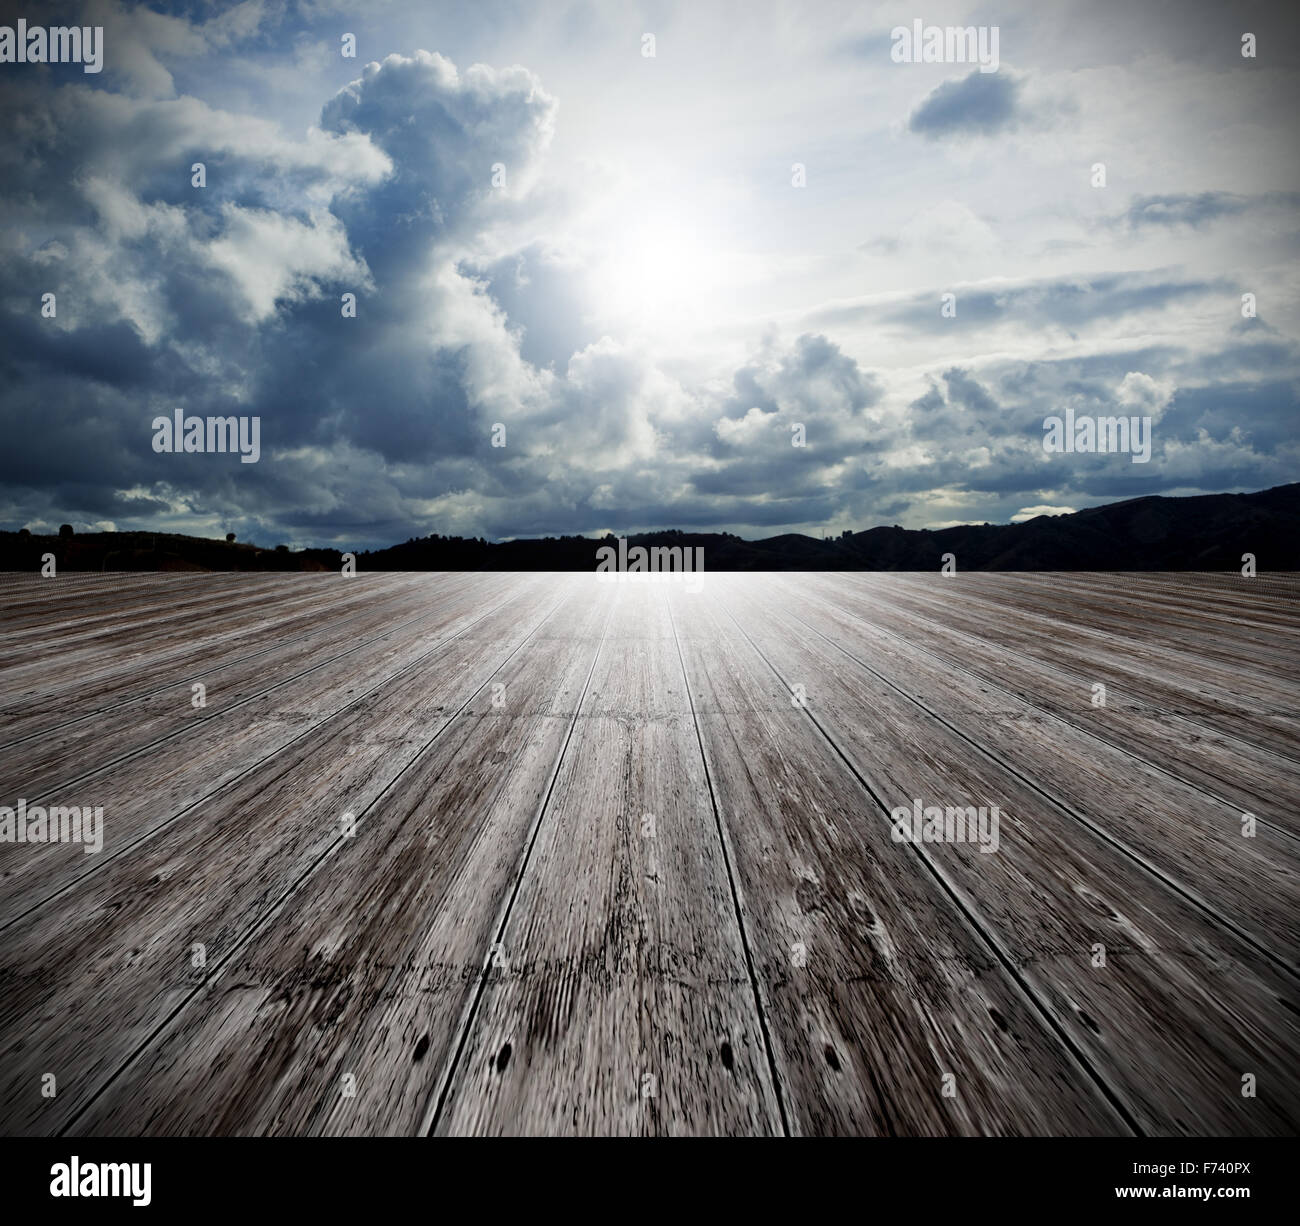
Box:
0 530 342 573
2 484 1297 572
357 484 1300 571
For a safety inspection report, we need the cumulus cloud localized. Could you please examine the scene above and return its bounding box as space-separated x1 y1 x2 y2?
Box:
84 0 273 97
204 205 372 321
0 6 1296 546
321 51 557 271
1116 371 1176 420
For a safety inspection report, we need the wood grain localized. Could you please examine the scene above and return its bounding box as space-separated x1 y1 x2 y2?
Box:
0 572 1295 1136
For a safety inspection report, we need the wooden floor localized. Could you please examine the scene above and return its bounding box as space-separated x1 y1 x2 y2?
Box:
0 571 1296 1136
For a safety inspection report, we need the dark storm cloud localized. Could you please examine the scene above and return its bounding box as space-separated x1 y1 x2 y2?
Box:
1162 380 1300 452
717 334 883 427
320 52 556 276
0 47 570 541
908 70 1023 138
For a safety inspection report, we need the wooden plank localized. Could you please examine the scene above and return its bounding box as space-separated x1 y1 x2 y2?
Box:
68 578 617 1135
871 576 1300 741
799 573 1300 825
0 573 328 660
0 572 1292 1137
0 577 457 794
714 575 1300 1136
0 574 249 632
434 583 783 1136
665 583 1127 1136
0 574 529 923
997 571 1300 629
941 573 1299 678
0 575 436 743
0 575 557 1136
765 574 1300 962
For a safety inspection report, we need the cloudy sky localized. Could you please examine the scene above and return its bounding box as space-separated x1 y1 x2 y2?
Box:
2 0 1297 547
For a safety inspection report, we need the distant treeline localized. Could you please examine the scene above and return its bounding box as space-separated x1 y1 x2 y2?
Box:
0 530 341 573
2 483 1297 572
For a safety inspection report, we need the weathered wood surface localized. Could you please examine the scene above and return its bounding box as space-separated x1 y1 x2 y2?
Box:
0 572 1296 1136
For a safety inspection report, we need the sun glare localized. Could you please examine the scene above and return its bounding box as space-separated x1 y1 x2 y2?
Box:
589 210 732 334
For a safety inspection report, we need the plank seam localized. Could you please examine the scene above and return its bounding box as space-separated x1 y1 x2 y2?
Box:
55 586 569 1138
0 575 426 752
421 587 617 1136
717 597 1144 1138
0 579 542 934
778 596 1300 982
8 580 514 806
666 588 791 1137
804 577 1300 844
